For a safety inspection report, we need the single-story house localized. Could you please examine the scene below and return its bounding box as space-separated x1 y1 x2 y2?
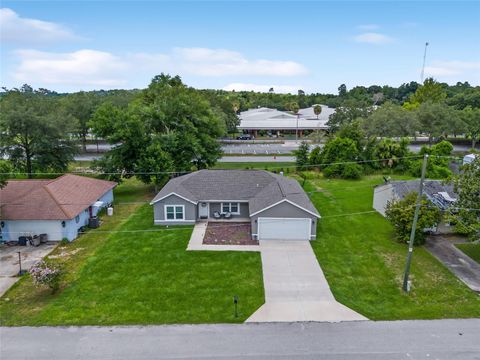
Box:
0 174 117 242
238 105 335 137
373 180 458 217
150 170 320 241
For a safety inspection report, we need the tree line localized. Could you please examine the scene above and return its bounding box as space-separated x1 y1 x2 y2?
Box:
1 75 479 184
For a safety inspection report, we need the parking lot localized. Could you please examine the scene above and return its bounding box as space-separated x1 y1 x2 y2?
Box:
0 243 56 296
221 142 300 155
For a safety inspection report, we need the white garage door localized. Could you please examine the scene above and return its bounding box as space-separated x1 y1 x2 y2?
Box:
258 218 311 240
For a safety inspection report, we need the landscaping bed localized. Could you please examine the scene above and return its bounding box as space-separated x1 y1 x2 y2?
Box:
203 222 258 246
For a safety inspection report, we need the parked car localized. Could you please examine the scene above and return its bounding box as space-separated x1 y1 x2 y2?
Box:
236 134 254 140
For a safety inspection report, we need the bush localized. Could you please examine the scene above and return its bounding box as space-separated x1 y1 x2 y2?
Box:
385 192 442 245
29 260 63 294
341 163 363 179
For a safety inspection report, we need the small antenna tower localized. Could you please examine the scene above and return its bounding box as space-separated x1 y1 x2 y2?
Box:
420 42 429 83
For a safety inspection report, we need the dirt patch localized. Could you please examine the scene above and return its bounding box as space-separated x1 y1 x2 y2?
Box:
203 222 258 246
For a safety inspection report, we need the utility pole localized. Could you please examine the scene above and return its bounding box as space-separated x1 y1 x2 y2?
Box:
420 42 429 83
295 113 299 143
402 153 428 292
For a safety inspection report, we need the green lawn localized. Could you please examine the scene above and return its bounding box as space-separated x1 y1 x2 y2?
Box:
0 179 264 325
456 244 480 264
305 172 480 320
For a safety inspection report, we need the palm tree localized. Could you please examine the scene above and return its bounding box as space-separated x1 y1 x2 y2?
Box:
313 104 322 119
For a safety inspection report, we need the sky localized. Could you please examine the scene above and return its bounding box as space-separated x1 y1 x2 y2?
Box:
1 1 479 94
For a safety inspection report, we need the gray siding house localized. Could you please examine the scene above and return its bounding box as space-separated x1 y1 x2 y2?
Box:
150 170 320 241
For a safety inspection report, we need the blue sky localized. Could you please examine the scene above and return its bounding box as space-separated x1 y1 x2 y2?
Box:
1 1 479 93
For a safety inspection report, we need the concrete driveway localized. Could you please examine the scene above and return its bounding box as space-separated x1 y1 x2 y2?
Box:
425 236 480 292
247 241 367 322
0 244 56 297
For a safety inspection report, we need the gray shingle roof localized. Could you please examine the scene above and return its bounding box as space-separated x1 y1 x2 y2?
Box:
151 170 320 217
389 180 457 210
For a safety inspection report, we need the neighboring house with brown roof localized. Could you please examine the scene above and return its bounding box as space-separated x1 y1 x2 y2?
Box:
0 174 117 242
150 170 320 241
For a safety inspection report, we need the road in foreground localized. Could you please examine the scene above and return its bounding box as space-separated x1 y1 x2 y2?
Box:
2 319 479 359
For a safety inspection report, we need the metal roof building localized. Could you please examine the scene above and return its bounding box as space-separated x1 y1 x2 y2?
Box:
237 105 334 132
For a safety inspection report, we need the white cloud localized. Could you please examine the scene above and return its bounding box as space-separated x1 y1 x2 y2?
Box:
172 47 307 77
0 8 79 44
353 32 393 44
13 49 128 87
425 61 480 78
357 24 380 30
223 83 302 94
9 47 308 90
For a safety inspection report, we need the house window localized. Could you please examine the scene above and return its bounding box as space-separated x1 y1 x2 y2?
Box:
221 202 240 215
165 205 184 220
75 215 80 223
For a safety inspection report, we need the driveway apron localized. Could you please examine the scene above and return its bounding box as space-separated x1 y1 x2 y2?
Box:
247 241 367 322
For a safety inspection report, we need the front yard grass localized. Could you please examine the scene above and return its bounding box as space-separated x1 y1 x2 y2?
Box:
456 243 480 264
306 172 480 320
0 178 264 325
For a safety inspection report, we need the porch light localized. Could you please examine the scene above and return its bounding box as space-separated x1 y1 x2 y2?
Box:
61 221 66 228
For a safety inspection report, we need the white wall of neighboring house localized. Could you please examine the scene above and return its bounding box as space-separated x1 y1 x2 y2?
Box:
1 189 115 242
372 184 396 217
1 220 64 241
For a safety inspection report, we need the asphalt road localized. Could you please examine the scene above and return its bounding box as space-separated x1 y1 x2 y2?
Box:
75 142 477 162
2 319 480 359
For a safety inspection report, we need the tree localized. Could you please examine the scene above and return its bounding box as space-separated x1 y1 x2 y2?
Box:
410 141 453 178
61 92 100 152
461 106 480 148
452 155 480 240
320 137 362 179
90 74 224 187
338 84 347 97
414 101 452 143
313 104 322 119
385 192 442 245
0 160 12 188
372 138 411 169
404 78 447 109
0 85 78 178
294 141 310 171
308 146 322 166
362 102 418 137
289 102 300 114
327 99 372 132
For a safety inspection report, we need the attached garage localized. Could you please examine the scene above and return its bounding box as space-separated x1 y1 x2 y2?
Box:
258 217 311 240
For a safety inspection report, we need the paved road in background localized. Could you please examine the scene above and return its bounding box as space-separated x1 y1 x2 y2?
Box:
2 319 479 359
76 142 477 162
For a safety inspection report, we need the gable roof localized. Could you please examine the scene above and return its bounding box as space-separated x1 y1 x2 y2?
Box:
150 170 320 217
0 174 117 220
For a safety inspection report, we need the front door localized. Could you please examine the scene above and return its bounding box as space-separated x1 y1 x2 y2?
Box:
198 202 209 219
